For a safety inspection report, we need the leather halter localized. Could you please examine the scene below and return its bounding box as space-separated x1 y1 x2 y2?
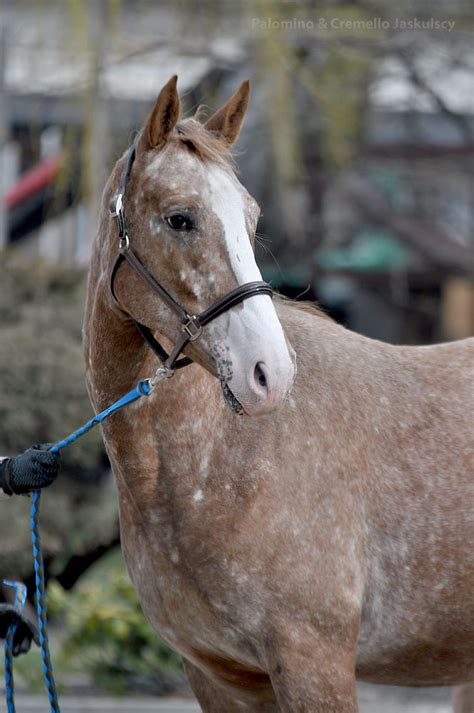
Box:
109 142 273 377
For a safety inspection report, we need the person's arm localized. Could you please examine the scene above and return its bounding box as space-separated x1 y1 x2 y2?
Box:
0 445 60 495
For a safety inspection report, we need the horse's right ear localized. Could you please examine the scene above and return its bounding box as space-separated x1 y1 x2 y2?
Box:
140 75 180 151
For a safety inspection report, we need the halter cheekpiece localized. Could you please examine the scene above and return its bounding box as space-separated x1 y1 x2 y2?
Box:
109 142 273 379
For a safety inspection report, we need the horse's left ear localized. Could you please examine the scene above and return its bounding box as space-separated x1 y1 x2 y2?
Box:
204 80 250 145
142 75 180 150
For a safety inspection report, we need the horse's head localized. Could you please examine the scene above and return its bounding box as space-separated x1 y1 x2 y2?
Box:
106 75 295 416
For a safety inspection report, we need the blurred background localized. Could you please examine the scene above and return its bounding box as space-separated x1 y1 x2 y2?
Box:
0 0 472 710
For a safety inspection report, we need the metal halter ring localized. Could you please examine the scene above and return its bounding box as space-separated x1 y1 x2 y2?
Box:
119 234 130 251
149 366 175 388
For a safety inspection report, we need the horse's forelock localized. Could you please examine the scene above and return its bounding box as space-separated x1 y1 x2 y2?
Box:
173 119 236 169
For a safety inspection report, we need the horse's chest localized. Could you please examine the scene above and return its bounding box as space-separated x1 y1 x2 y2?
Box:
120 514 260 667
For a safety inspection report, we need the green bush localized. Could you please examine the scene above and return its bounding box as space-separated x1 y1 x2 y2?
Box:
0 256 101 467
0 255 117 578
48 548 184 694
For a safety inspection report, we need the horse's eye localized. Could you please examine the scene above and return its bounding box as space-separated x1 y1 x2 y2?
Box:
166 214 193 232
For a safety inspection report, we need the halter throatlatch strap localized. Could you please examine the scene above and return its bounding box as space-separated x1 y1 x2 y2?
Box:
109 142 273 374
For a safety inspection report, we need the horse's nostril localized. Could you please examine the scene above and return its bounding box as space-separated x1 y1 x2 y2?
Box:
255 362 268 391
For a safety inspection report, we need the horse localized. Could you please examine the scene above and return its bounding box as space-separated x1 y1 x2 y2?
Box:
83 76 474 712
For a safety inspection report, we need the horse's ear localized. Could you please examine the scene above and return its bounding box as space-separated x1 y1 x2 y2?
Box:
204 80 250 145
142 75 180 150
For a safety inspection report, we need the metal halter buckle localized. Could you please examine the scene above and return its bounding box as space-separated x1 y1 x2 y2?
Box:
109 193 126 238
109 193 123 217
182 316 203 341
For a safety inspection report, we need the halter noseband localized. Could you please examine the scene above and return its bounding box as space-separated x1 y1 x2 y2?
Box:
109 143 273 378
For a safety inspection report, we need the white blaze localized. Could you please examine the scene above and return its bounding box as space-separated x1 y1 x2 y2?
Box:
206 166 295 412
206 165 283 343
207 167 262 284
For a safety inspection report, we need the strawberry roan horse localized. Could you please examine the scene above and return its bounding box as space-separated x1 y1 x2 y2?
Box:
84 76 474 711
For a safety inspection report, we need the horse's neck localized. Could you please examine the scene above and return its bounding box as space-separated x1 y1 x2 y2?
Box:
84 271 224 508
86 270 191 390
84 289 148 408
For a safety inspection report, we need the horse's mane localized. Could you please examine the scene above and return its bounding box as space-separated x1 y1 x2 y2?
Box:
274 293 333 321
175 118 235 168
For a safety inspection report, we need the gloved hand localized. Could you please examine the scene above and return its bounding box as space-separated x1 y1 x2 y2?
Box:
0 444 60 495
0 603 39 656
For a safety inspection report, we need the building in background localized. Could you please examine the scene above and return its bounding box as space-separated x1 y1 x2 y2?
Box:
1 0 472 343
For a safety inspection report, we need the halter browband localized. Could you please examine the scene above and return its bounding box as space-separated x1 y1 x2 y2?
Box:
109 142 273 376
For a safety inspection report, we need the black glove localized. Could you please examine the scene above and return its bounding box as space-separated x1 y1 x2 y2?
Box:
0 444 60 495
0 603 39 656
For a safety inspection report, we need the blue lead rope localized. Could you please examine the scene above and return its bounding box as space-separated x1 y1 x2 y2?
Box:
3 581 27 713
49 379 152 453
4 378 153 713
